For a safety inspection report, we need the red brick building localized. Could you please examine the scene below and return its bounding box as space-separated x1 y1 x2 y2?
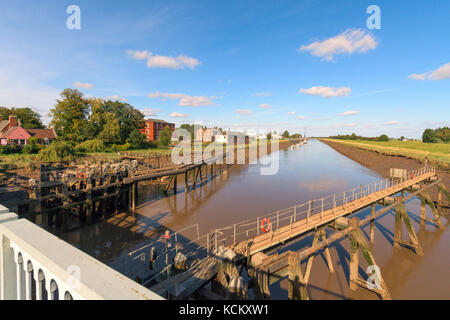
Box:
140 119 175 141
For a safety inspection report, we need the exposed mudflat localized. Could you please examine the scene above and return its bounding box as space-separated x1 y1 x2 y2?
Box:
319 139 449 206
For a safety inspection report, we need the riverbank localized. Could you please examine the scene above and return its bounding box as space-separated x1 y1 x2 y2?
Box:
319 138 449 204
320 138 449 167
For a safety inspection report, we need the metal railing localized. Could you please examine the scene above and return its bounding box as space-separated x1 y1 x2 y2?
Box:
207 165 435 251
118 164 435 286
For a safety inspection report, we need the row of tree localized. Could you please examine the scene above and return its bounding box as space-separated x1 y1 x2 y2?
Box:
422 127 450 143
329 133 389 142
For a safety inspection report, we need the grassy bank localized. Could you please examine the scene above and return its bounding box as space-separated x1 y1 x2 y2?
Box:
321 138 450 166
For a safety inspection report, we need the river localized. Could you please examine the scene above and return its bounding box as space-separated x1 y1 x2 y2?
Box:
59 139 450 299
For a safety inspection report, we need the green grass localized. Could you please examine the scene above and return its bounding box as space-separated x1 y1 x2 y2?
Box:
323 139 450 165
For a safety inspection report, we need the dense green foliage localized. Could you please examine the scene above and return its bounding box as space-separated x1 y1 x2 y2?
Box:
422 127 450 143
127 129 148 149
0 106 44 129
75 139 105 153
159 126 172 147
282 130 290 139
49 89 146 146
0 144 21 154
38 141 76 162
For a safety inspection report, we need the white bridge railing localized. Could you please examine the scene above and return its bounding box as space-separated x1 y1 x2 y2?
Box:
0 209 163 300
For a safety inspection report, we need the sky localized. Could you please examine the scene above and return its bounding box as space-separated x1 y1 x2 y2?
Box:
0 0 449 138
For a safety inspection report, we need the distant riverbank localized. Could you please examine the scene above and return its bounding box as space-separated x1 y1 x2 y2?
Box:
319 138 449 204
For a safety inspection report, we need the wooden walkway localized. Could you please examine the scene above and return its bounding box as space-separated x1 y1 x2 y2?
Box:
147 166 439 299
231 169 436 256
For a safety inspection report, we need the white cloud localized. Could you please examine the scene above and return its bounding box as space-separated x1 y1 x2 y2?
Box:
252 92 272 97
408 73 428 81
408 62 450 81
141 108 161 116
148 91 219 107
105 94 126 102
259 103 272 109
428 62 450 80
299 29 377 61
170 112 189 118
236 109 252 115
73 81 94 89
385 120 399 125
127 50 201 70
299 86 351 98
287 111 296 115
339 110 360 116
296 115 308 120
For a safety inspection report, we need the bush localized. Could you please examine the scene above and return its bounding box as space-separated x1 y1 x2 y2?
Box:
38 142 76 162
0 144 22 154
127 130 148 149
23 143 42 154
112 143 131 151
75 139 105 153
377 134 389 142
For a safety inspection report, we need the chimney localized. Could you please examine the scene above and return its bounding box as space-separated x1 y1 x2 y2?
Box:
9 115 18 127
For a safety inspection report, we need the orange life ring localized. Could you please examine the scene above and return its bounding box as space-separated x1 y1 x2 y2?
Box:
410 173 414 179
261 218 272 233
78 172 87 179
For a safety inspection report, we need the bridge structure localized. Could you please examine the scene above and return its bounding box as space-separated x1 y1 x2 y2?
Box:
131 165 449 300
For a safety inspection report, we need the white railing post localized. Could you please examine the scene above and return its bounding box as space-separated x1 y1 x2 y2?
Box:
257 217 260 235
15 255 23 300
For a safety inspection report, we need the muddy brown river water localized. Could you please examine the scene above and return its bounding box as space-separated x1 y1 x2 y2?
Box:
59 139 450 300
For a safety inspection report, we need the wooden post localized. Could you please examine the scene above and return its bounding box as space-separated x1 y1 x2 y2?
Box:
173 175 177 194
288 254 309 300
370 203 375 245
253 268 270 299
420 198 426 226
320 229 334 274
394 200 424 256
348 217 392 300
185 171 188 193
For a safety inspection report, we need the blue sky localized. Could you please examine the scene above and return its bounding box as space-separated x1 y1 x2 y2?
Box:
0 0 449 138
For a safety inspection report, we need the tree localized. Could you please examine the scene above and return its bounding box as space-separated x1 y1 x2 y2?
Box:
127 129 148 149
0 106 44 129
422 129 436 143
282 130 290 139
159 126 172 147
377 134 389 142
266 132 272 140
97 112 121 145
87 99 144 144
49 89 90 143
400 136 405 141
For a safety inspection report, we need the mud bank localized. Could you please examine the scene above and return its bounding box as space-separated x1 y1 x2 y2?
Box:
319 139 449 205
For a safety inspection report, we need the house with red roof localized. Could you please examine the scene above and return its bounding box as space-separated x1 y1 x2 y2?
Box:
0 115 57 146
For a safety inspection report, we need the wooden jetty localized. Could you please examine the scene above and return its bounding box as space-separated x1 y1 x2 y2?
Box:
141 166 449 300
5 152 232 230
